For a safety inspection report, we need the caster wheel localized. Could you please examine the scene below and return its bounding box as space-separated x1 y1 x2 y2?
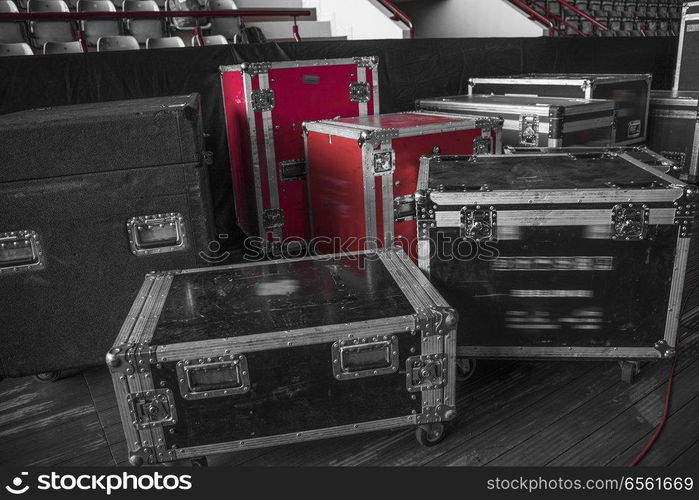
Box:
619 361 639 384
190 456 208 467
455 358 477 382
416 423 446 447
34 371 63 383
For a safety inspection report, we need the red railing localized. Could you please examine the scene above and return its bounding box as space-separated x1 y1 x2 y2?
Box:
506 0 554 29
0 8 313 49
376 0 414 39
506 0 608 36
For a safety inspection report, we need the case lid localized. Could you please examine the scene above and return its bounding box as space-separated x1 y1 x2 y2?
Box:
424 152 684 202
471 73 651 85
304 112 498 141
418 94 615 114
0 94 202 183
147 251 419 345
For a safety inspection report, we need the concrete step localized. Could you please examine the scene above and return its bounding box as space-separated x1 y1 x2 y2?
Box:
247 20 332 40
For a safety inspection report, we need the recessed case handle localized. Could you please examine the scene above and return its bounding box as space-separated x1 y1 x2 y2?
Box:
176 355 250 400
0 230 45 274
332 335 399 380
126 213 187 256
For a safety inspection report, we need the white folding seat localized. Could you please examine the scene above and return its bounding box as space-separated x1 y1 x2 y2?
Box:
0 0 26 44
145 35 183 48
96 33 138 50
0 41 33 54
77 0 121 47
123 0 166 44
28 0 76 48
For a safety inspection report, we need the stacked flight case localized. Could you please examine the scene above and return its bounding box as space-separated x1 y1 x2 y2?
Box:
674 1 699 92
1 95 216 380
220 58 380 247
303 112 502 256
469 74 652 145
108 248 458 465
416 151 695 382
647 90 699 183
416 94 616 148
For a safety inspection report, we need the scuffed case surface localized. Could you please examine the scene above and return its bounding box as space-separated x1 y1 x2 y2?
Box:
151 253 416 345
152 337 421 447
428 225 676 350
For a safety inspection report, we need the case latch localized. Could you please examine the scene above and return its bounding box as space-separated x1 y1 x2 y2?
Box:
611 204 649 241
0 230 44 274
394 194 416 222
473 136 493 155
127 389 177 429
372 150 395 175
251 89 275 112
279 159 306 181
519 114 539 146
263 209 285 230
460 206 497 241
406 354 447 393
349 81 371 103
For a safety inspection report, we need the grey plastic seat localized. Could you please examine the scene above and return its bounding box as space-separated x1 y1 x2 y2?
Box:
123 0 166 44
191 33 226 45
145 35 183 48
28 0 76 49
0 0 26 44
96 34 139 50
0 41 33 55
77 0 121 47
43 40 84 53
207 0 240 40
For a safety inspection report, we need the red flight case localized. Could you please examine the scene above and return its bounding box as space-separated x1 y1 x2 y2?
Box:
220 57 380 247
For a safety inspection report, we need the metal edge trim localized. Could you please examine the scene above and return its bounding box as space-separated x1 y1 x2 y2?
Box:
362 144 379 247
258 72 282 242
664 236 691 347
618 152 688 186
428 189 683 205
561 116 615 133
674 7 688 93
456 346 663 359
113 276 157 346
220 58 373 74
243 71 266 237
155 316 414 362
174 414 417 458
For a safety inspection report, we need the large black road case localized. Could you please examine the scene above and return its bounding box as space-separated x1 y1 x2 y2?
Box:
0 95 215 379
107 248 458 466
648 90 699 183
416 94 616 149
469 74 652 145
674 1 699 92
416 152 693 376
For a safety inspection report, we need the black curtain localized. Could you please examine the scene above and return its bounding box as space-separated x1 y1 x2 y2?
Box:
0 37 678 245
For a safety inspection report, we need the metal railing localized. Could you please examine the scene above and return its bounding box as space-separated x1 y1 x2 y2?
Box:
376 0 414 39
0 8 313 50
506 0 608 36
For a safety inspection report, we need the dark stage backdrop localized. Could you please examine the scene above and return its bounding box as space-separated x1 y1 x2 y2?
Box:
0 37 678 245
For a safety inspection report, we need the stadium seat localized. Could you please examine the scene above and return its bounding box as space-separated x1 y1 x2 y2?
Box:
123 0 167 44
77 0 121 47
43 40 83 53
0 41 33 55
96 33 138 50
0 42 34 57
0 0 26 44
207 0 240 40
27 0 76 49
145 35 183 48
191 33 225 45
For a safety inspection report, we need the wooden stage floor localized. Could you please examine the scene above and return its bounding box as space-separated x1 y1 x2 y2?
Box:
2 310 699 467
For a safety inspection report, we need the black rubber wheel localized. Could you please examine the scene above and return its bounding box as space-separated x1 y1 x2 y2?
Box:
455 358 477 382
190 456 208 467
33 371 63 383
415 423 446 447
620 362 637 384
